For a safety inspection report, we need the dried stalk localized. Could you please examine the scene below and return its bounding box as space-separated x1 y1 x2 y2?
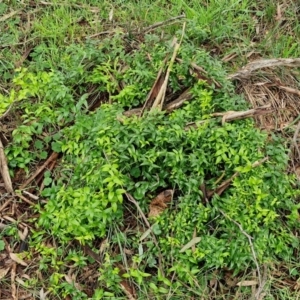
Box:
20 152 59 189
212 105 272 125
151 22 186 111
164 88 193 112
207 157 268 199
228 58 300 80
0 138 13 193
151 39 180 110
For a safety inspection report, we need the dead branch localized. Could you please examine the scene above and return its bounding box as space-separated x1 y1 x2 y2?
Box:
0 10 21 22
0 103 14 120
0 138 13 193
207 157 268 199
277 84 300 97
228 58 300 80
123 108 141 117
164 88 193 112
0 197 13 212
124 88 193 117
15 193 35 206
186 105 272 129
214 105 273 125
20 152 59 189
39 158 57 193
11 262 17 300
87 14 185 39
207 172 239 199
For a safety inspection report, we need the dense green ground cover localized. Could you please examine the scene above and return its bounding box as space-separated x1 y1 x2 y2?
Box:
1 1 300 299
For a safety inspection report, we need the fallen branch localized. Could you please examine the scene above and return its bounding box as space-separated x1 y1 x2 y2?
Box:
15 193 35 206
87 14 185 39
151 22 186 111
186 105 272 129
0 103 14 120
125 88 193 117
140 57 168 116
228 58 300 80
289 120 300 159
39 158 57 193
164 88 193 112
207 157 269 199
0 10 21 22
20 152 59 189
212 104 272 125
277 84 300 97
0 138 13 193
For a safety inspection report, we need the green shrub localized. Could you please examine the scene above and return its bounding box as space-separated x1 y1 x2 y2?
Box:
7 34 299 296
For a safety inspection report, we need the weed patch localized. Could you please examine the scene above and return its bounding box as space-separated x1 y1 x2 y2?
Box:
4 34 297 298
1 1 300 299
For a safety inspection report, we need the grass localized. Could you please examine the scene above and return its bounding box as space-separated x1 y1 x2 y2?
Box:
0 1 300 299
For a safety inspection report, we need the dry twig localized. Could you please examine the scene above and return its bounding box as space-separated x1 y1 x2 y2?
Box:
228 58 300 80
164 88 193 112
0 138 13 193
20 152 59 189
212 105 272 125
207 157 269 199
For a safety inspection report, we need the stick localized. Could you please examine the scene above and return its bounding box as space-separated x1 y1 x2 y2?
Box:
212 105 272 125
125 88 193 117
207 157 268 199
0 10 21 22
0 138 13 193
277 84 300 97
176 58 222 88
140 58 168 116
15 193 35 206
20 152 59 189
186 106 272 129
164 89 193 112
228 58 300 80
